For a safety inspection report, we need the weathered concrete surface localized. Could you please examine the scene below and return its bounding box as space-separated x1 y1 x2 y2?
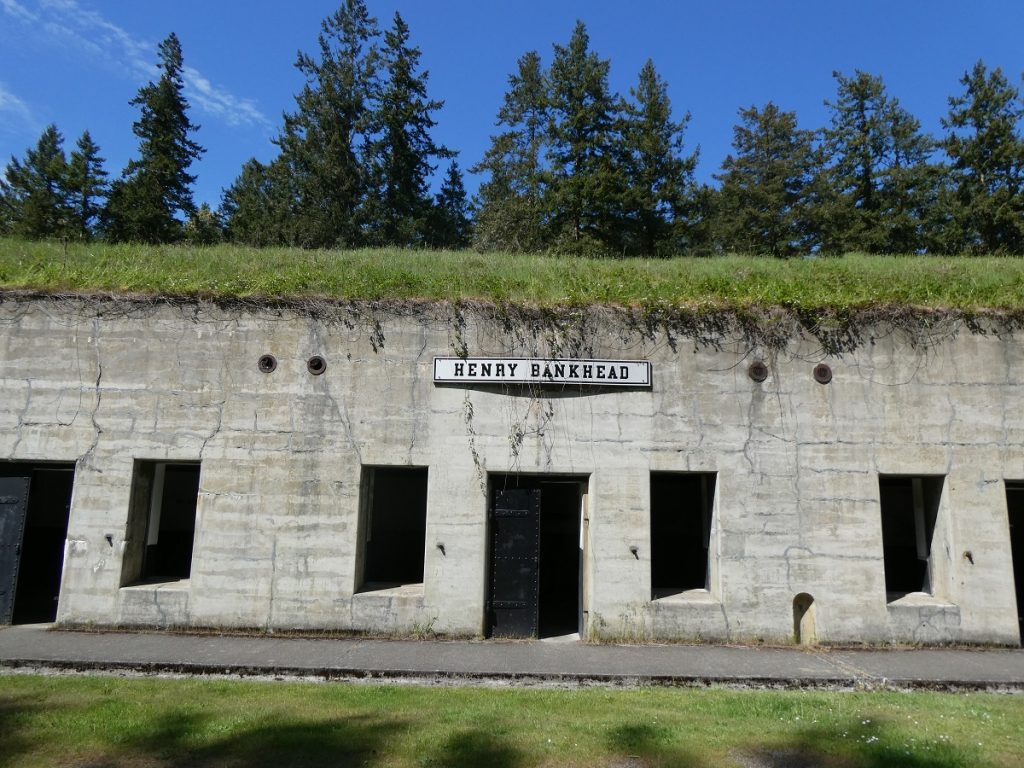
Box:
0 297 1021 644
2 625 1024 689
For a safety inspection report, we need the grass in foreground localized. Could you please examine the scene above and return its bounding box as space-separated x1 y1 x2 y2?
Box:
3 238 1024 312
1 675 1022 767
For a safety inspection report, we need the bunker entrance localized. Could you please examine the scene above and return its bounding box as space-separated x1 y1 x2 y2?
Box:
486 475 586 639
0 463 75 625
1006 482 1024 645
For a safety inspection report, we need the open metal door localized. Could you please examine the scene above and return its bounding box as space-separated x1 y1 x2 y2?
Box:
487 487 541 638
0 476 30 625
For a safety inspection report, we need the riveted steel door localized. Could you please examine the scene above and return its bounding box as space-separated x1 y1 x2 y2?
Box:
0 476 30 625
488 487 541 638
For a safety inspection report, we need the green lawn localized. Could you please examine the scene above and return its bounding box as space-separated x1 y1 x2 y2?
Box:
3 238 1024 313
1 674 1022 767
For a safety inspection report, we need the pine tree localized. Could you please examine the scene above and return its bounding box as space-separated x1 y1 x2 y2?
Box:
220 158 297 247
427 160 471 248
183 202 223 245
714 103 817 257
65 130 108 240
620 59 697 256
941 60 1024 253
363 11 452 246
2 124 70 239
545 22 624 253
105 33 204 243
820 71 937 253
471 50 550 252
275 0 379 248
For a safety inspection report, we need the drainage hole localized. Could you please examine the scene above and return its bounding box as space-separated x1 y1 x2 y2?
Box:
307 355 327 375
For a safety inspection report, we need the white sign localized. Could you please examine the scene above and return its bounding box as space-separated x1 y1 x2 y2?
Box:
433 357 651 387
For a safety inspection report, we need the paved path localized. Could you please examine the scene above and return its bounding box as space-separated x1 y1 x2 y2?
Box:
1 624 1023 690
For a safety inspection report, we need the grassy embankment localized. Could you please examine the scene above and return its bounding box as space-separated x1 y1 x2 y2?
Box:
1 674 1022 767
2 238 1024 312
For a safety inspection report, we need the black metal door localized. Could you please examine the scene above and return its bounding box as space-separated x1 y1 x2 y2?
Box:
0 476 30 625
488 487 541 638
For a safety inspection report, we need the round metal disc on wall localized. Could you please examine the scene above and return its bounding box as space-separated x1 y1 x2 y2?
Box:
307 355 327 376
257 354 277 373
813 363 833 384
748 361 769 383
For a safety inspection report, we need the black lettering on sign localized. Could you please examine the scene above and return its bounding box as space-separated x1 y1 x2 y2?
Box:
607 366 618 380
569 364 579 378
480 363 491 376
454 363 464 376
508 363 518 376
583 365 593 378
468 363 477 376
553 363 565 378
495 363 505 376
620 366 629 379
596 365 606 379
531 363 540 377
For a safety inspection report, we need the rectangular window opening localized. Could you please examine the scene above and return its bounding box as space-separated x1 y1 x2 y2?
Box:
879 475 943 599
1005 481 1024 646
650 472 715 599
359 466 428 591
123 461 200 585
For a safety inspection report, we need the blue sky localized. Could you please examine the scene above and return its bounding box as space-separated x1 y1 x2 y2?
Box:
2 0 1023 208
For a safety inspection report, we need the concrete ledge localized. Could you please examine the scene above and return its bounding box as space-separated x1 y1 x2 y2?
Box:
887 593 961 644
117 580 190 627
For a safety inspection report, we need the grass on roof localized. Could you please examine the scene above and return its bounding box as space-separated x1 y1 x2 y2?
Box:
2 237 1024 313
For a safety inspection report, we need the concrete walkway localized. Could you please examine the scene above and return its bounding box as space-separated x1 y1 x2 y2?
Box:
1 624 1023 690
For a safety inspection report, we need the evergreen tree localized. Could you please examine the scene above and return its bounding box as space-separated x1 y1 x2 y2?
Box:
363 11 452 246
65 130 108 240
105 32 204 243
820 71 937 253
0 179 13 235
714 103 817 257
471 50 550 252
620 59 697 255
427 160 471 248
545 22 624 253
275 0 379 248
220 158 297 247
183 202 223 245
2 124 70 239
941 60 1024 253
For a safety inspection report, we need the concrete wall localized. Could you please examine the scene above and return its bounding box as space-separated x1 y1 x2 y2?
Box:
0 297 1020 645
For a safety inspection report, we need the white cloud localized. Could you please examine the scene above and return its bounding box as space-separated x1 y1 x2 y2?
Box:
183 66 267 129
3 0 268 128
0 82 36 130
0 0 37 23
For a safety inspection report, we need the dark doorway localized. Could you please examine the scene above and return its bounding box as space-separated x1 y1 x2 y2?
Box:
487 475 584 639
1006 482 1024 645
0 463 75 625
